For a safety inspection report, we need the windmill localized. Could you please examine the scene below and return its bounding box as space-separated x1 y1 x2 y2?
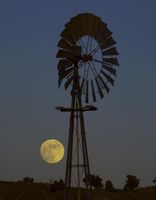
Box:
56 13 119 200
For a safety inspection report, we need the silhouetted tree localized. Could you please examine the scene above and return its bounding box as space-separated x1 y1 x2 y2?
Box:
123 175 140 190
105 180 114 192
23 177 34 183
49 179 65 192
58 179 65 190
83 174 92 186
152 177 156 184
83 174 103 188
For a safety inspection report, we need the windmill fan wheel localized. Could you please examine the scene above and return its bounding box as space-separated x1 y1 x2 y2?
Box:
56 13 119 103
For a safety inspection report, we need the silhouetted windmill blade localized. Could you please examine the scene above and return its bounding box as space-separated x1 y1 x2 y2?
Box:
97 75 110 94
95 77 104 99
102 65 117 76
93 59 117 75
87 19 99 37
58 71 73 88
61 29 76 45
90 20 102 38
91 80 96 102
65 76 73 90
80 79 85 95
96 24 112 44
100 36 116 50
103 58 119 66
56 49 70 58
59 68 73 80
64 25 84 41
66 20 86 40
85 80 89 103
97 28 112 44
68 13 98 37
73 14 91 36
86 15 100 36
102 47 119 56
57 38 74 52
80 13 101 37
64 14 97 41
101 70 114 86
56 49 79 61
57 59 74 71
94 21 107 40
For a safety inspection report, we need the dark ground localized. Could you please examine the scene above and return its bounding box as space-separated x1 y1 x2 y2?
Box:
0 181 156 200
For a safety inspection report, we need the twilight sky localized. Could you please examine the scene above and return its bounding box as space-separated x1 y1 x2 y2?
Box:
0 0 156 188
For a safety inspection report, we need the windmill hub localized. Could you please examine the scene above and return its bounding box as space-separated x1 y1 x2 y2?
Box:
81 54 93 62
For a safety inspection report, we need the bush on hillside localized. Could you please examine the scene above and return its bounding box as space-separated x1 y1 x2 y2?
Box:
105 180 114 192
23 177 34 183
123 175 140 190
49 179 64 192
83 174 103 188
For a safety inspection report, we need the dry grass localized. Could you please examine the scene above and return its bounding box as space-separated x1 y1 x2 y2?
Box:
0 181 156 200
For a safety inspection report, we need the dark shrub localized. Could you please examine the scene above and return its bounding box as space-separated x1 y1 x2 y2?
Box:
23 177 34 183
123 175 140 190
152 177 156 184
83 174 103 188
50 179 65 192
105 180 114 192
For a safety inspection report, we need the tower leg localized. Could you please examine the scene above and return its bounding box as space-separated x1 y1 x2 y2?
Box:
63 95 92 200
64 96 75 200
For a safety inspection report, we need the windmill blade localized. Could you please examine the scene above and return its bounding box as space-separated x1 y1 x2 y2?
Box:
97 27 112 44
90 20 104 40
59 67 73 75
64 76 73 90
80 78 85 94
100 36 117 50
64 14 99 41
59 67 73 79
94 21 107 41
57 59 73 70
64 24 84 41
58 72 71 87
68 13 99 37
56 49 73 58
72 46 82 57
86 15 101 37
58 77 62 88
90 19 101 38
75 14 91 36
57 45 81 58
78 13 101 37
103 58 119 66
56 49 78 61
98 75 110 93
91 80 96 102
101 70 114 86
102 47 119 56
95 77 104 99
57 38 73 52
58 70 73 88
61 29 76 45
102 65 117 76
85 80 89 103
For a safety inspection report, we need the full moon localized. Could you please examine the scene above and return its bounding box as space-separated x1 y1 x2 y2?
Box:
40 139 64 164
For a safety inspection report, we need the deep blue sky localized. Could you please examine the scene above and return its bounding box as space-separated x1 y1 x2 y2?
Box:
0 0 156 188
